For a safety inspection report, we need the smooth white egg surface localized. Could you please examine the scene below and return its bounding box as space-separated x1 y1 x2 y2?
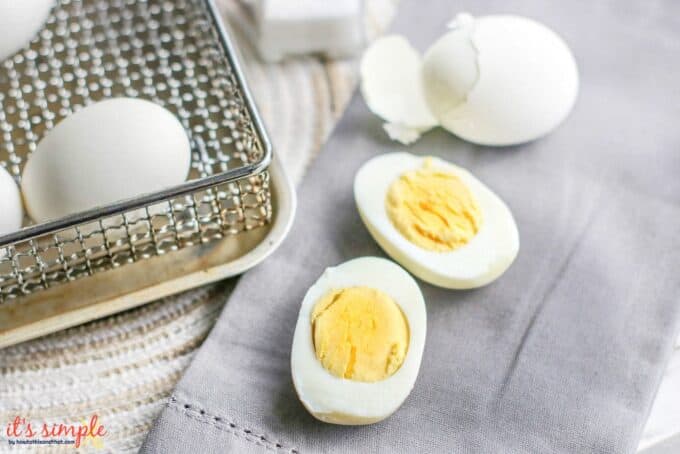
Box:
21 98 192 223
0 0 54 61
423 13 579 146
354 152 519 289
0 166 23 235
291 257 426 425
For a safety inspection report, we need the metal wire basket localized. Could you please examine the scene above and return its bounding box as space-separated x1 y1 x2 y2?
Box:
0 0 272 302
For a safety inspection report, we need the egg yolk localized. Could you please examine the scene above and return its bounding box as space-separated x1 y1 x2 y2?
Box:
386 158 482 252
311 287 409 382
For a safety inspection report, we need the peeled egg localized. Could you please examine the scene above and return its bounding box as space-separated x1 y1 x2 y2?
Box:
0 0 54 61
291 257 426 425
423 13 579 146
354 152 519 289
360 13 579 146
21 98 192 223
0 166 23 235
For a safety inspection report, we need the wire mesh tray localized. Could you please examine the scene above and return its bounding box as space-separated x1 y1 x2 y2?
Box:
0 0 273 302
0 156 294 348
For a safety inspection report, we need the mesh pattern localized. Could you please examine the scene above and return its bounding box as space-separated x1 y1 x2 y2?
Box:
0 0 271 301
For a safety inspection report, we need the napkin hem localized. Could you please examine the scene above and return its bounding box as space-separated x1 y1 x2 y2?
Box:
166 396 299 454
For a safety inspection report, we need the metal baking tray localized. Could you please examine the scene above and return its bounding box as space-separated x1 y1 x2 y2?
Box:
0 156 295 348
0 0 296 345
0 0 277 298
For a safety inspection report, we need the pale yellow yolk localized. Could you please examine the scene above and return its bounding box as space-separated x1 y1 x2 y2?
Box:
311 287 409 382
385 158 482 252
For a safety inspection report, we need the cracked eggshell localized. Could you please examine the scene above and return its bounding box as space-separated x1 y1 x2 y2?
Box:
360 35 438 144
0 166 23 235
21 98 192 223
421 13 479 120
291 257 426 425
423 14 579 146
0 0 54 61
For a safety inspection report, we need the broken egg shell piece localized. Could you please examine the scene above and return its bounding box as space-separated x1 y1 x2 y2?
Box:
360 35 437 144
421 14 480 120
383 123 422 146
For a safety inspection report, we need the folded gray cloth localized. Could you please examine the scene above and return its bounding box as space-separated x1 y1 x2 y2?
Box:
142 0 680 452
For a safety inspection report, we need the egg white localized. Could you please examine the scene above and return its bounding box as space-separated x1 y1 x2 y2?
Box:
354 152 519 289
291 257 426 425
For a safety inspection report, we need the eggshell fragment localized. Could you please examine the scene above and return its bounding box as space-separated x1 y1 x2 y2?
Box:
21 98 192 223
0 0 54 61
360 35 437 144
421 14 479 119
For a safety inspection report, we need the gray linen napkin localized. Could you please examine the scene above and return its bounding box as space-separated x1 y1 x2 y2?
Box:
142 0 680 452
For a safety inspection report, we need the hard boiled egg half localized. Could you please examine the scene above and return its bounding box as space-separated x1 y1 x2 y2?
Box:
354 152 519 289
291 257 426 424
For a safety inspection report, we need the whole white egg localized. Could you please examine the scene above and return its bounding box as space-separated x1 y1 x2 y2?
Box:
291 257 426 425
0 166 23 235
21 98 192 223
422 13 579 146
0 0 54 61
354 152 519 289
